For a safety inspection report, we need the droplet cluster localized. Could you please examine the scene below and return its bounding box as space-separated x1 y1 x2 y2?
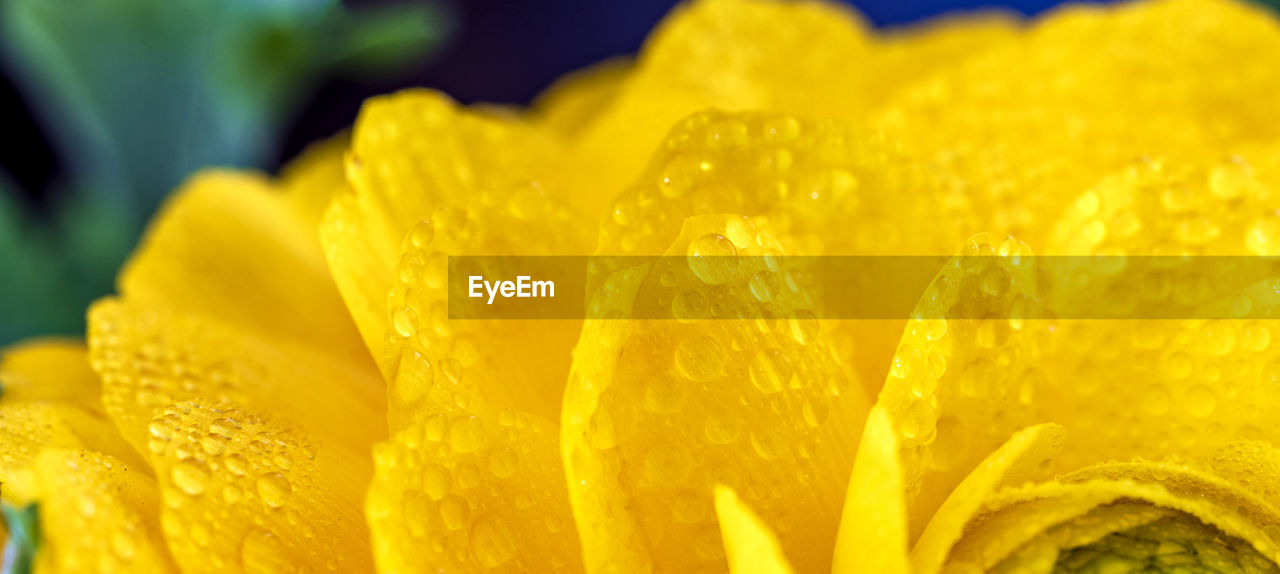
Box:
565 214 869 573
144 400 370 573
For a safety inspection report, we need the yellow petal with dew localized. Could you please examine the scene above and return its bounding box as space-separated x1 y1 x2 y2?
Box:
832 405 909 574
88 299 385 466
118 170 371 370
564 214 870 573
950 466 1280 572
562 0 1017 220
0 341 146 503
321 89 592 377
560 0 872 218
592 109 977 396
910 423 1065 573
876 232 1051 538
27 448 176 574
343 90 592 572
871 0 1280 246
714 485 795 574
146 400 373 573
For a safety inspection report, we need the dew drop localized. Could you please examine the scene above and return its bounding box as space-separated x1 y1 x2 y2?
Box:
687 234 738 286
672 290 707 322
439 495 469 531
171 462 209 496
471 515 518 568
749 349 792 394
448 416 486 453
674 336 725 382
422 464 451 500
393 306 420 338
749 271 779 302
256 473 292 508
1183 385 1217 418
488 447 519 479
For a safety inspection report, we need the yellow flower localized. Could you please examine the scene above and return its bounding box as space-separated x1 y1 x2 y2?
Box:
3 0 1280 573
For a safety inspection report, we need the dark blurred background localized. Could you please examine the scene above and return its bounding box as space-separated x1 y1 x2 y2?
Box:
1 0 1274 344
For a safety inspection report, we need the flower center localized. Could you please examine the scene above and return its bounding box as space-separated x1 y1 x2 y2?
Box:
990 502 1280 574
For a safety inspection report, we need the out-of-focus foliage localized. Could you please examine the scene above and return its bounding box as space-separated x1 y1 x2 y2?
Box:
0 0 450 344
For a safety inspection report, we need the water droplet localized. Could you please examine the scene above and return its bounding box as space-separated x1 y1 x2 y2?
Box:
448 416 486 453
409 219 435 248
223 455 249 477
788 310 819 344
422 464 451 500
749 350 792 394
1183 385 1217 418
749 271 779 302
750 431 784 460
256 473 292 508
687 234 738 286
672 290 707 322
802 399 829 427
149 421 173 440
471 515 517 568
674 336 725 382
171 462 209 496
393 306 420 337
645 375 686 414
488 447 518 478
439 495 469 530
705 412 743 444
1246 215 1280 256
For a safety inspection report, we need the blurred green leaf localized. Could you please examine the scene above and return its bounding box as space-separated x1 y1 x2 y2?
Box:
0 177 78 343
327 3 453 75
1 503 40 574
0 0 449 344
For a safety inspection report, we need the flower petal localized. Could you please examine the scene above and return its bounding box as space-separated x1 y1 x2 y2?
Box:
714 485 795 574
910 423 1065 573
564 214 870 573
145 400 373 573
0 339 95 404
338 91 592 572
0 340 145 503
871 0 1280 246
832 405 909 574
320 90 591 377
592 109 977 396
560 0 872 218
88 299 385 465
118 171 370 370
532 57 631 139
28 448 176 573
280 133 351 230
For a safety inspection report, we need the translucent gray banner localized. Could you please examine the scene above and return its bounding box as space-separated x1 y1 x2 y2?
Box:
447 256 1280 319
